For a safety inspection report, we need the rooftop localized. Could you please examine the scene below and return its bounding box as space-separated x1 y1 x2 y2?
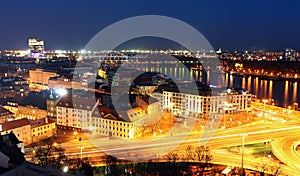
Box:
0 107 13 117
56 95 98 110
29 118 55 128
0 119 30 132
18 92 49 110
6 95 26 105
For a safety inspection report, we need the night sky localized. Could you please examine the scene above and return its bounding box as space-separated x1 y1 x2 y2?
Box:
1 0 300 51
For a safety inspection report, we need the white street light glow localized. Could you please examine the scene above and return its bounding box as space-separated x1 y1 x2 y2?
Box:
56 88 67 96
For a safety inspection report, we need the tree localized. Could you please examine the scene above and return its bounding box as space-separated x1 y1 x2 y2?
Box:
255 161 282 176
165 150 179 164
195 146 212 163
194 146 212 175
75 157 94 176
254 160 269 176
105 154 119 176
164 150 181 176
185 145 194 162
31 138 67 168
270 163 282 176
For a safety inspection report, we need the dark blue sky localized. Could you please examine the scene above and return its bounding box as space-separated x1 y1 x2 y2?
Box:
1 0 300 51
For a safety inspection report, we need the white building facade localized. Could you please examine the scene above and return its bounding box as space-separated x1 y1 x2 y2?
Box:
56 97 99 130
153 90 251 118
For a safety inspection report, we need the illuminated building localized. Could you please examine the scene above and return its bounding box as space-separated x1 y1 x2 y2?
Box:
16 92 48 120
2 95 26 115
98 67 108 80
0 107 14 123
56 94 160 139
28 38 44 57
56 96 137 138
134 85 158 95
153 89 251 118
92 109 137 139
0 118 32 145
81 72 96 88
48 76 73 89
284 48 296 61
0 76 29 99
0 117 56 146
92 96 160 139
30 117 56 143
56 96 100 130
48 75 82 90
29 68 57 85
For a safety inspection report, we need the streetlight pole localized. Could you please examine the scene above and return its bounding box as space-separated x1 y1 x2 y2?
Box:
262 99 268 122
241 133 245 169
78 146 84 159
241 133 247 176
184 111 188 128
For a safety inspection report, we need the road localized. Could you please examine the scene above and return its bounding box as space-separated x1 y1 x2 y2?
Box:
54 119 300 175
271 137 300 171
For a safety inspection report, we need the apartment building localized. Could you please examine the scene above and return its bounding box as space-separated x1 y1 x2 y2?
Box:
153 89 251 118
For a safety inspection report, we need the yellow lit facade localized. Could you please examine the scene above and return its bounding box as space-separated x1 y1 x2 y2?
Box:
0 119 32 145
29 69 57 85
31 118 56 143
17 106 47 120
93 114 136 139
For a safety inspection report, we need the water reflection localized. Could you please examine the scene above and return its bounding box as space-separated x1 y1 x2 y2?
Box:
247 76 251 92
284 81 289 107
225 73 229 87
242 77 246 89
293 82 298 103
268 80 273 99
129 63 299 107
227 74 299 107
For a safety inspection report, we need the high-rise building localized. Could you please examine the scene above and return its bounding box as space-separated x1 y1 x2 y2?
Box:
28 38 44 56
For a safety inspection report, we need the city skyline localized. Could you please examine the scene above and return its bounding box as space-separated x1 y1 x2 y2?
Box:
1 1 300 51
1 1 300 175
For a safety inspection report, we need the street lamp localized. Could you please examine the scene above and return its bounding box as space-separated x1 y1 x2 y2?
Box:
262 99 268 108
73 131 78 139
241 133 248 176
63 166 69 173
262 99 268 121
294 103 298 110
78 146 84 159
56 88 68 96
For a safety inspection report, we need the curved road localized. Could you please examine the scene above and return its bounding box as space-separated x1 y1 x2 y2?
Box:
55 120 300 175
